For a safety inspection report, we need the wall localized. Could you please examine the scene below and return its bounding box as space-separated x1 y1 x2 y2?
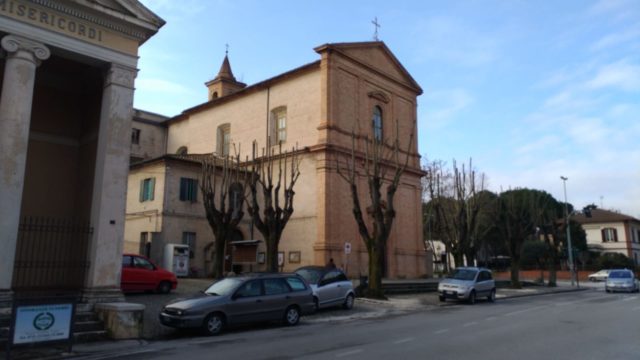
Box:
167 69 321 159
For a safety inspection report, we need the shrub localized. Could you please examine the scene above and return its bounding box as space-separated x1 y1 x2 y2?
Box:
596 253 635 270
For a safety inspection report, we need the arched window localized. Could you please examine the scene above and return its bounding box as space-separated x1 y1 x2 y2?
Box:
270 106 287 144
372 106 382 141
212 91 218 99
176 146 188 155
216 123 230 156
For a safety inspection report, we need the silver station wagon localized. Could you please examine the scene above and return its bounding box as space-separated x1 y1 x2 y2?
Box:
438 267 496 304
159 273 315 335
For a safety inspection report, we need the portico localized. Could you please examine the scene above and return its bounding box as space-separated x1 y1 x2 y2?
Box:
0 0 163 306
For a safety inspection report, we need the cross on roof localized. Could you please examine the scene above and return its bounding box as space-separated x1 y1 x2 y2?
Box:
225 43 229 55
372 17 381 41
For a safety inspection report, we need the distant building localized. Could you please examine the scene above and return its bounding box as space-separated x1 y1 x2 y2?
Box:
126 41 432 278
574 209 640 265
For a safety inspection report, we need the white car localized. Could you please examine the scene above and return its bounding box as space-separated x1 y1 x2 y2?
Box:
295 266 355 311
605 269 639 293
588 270 611 282
438 267 496 304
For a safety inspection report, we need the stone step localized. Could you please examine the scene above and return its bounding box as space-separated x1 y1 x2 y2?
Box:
74 320 105 333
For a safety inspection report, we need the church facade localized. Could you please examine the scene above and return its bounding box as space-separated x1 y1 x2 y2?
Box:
125 42 431 279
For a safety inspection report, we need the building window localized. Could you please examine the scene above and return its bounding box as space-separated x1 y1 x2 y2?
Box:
602 228 618 242
180 178 198 202
182 232 196 259
139 177 155 202
229 182 243 214
131 128 141 145
272 107 287 143
217 123 230 156
372 106 382 141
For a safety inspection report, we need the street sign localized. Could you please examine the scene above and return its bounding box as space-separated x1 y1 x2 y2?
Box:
344 242 351 254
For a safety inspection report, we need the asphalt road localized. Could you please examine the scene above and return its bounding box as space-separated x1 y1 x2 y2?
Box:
80 288 640 360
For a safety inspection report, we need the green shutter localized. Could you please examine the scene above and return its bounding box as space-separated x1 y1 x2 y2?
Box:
192 179 198 202
149 177 155 201
139 179 145 202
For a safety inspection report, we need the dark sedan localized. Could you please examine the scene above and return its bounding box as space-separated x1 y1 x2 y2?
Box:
159 273 315 335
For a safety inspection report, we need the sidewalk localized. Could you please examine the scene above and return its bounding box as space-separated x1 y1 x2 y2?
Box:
6 282 585 359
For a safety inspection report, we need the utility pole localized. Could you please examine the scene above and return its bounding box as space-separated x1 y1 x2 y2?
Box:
560 176 576 286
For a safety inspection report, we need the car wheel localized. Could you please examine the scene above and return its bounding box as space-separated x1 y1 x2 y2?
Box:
487 289 496 303
468 290 476 305
202 313 224 336
157 281 172 294
439 295 446 302
343 294 355 310
283 306 300 326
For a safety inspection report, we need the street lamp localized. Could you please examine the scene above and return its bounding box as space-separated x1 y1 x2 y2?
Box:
560 176 576 286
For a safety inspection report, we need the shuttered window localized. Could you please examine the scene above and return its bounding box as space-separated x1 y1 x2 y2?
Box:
179 178 198 202
139 177 155 202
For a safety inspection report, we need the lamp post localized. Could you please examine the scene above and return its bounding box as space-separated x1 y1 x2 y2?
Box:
560 176 576 286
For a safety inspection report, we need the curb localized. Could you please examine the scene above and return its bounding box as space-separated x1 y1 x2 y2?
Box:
497 286 588 300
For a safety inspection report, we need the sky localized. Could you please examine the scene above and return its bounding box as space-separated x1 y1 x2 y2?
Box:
136 0 640 218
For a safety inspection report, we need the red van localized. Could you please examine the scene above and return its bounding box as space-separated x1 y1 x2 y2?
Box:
121 254 177 293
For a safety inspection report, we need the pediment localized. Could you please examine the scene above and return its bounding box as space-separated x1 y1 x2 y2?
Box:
315 42 422 95
70 0 165 32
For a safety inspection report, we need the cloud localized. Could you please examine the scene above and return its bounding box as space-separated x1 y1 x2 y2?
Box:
586 59 640 91
412 16 499 67
587 0 639 20
135 78 191 94
590 24 640 51
423 88 474 128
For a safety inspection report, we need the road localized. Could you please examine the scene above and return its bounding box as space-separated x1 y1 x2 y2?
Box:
80 288 639 360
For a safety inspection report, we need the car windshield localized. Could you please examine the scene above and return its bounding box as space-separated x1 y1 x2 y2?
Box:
204 278 244 295
295 268 323 285
450 269 478 281
608 271 632 279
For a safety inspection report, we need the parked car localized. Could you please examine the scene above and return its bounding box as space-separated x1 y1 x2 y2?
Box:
121 254 177 294
438 267 496 304
294 266 355 311
159 273 315 336
605 269 639 293
588 269 611 282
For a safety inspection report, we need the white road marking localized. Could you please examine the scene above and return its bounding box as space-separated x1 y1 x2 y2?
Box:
394 337 415 344
632 306 640 311
485 316 497 321
504 306 546 317
622 296 637 302
336 349 363 357
463 321 478 327
555 294 609 307
434 329 449 334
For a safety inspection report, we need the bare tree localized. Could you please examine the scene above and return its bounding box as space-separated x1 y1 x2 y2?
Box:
200 152 248 279
336 127 413 299
423 159 485 268
247 143 301 272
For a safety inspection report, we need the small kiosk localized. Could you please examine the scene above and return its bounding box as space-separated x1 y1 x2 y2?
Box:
163 244 190 277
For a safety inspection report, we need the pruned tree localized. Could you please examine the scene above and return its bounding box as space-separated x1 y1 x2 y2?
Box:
247 143 301 272
423 159 486 268
201 152 249 279
335 126 413 299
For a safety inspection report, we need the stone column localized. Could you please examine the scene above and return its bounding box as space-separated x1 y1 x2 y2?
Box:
82 63 137 304
0 35 50 305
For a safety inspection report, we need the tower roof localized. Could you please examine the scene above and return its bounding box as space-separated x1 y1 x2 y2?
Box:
216 55 235 81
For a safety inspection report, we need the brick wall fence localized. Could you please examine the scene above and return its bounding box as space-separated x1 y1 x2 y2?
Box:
492 270 640 282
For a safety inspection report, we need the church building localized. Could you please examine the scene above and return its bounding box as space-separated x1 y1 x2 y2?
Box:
125 41 431 279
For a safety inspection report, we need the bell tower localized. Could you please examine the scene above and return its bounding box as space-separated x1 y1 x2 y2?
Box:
206 48 246 100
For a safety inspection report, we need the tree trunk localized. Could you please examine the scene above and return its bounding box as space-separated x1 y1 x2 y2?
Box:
265 234 280 272
367 244 385 299
212 229 227 279
510 261 521 289
547 256 557 287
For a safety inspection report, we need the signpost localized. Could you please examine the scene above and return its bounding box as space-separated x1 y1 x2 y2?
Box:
344 242 351 276
6 297 76 359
